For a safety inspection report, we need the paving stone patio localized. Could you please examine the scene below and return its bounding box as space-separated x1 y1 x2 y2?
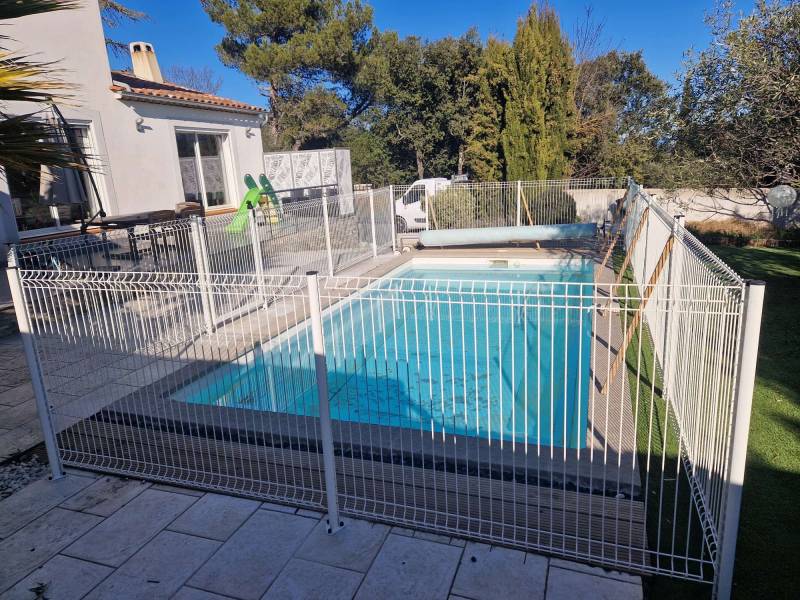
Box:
0 469 643 599
0 333 40 462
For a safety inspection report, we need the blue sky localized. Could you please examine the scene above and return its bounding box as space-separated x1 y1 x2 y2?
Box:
108 0 754 107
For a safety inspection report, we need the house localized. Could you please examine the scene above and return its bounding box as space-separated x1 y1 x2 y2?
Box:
0 0 266 263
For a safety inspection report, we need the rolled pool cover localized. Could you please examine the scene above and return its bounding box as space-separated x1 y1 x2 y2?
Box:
418 223 597 247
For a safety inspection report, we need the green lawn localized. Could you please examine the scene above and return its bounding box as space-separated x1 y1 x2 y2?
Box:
647 246 800 599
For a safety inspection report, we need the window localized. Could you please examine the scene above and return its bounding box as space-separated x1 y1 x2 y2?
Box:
403 183 427 208
9 125 100 232
176 131 229 207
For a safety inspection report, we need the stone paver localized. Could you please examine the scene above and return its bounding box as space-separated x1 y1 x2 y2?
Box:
451 542 548 600
0 402 36 430
0 508 102 592
355 534 463 600
549 558 641 584
168 493 261 541
263 558 363 600
0 472 645 600
545 566 643 600
173 588 232 600
260 500 297 514
0 554 113 600
0 335 38 459
63 488 197 566
0 474 94 539
296 517 390 572
60 476 151 517
150 482 205 496
188 508 317 600
0 383 33 408
84 531 219 600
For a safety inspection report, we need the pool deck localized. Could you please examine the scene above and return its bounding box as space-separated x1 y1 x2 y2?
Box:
0 468 642 599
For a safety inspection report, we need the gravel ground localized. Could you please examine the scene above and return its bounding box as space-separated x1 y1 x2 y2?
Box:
0 449 49 500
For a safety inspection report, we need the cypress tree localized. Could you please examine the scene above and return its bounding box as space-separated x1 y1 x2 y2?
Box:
502 4 576 180
464 38 512 181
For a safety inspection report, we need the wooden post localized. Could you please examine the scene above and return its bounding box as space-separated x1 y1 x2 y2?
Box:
614 207 649 285
519 185 533 225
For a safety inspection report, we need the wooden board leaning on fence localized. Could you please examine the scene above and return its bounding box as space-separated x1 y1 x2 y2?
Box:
601 229 674 395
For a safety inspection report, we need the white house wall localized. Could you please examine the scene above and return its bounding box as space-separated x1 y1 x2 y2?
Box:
1 1 264 241
104 101 263 215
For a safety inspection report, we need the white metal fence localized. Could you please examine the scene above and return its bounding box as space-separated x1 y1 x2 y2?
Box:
392 177 628 232
6 178 761 598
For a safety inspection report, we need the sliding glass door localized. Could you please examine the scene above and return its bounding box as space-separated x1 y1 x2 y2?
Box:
176 131 229 208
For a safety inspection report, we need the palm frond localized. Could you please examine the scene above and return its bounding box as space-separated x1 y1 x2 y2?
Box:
0 52 70 102
0 111 90 174
0 0 81 21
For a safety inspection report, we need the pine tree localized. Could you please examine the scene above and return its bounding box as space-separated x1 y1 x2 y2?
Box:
502 4 576 180
201 0 381 149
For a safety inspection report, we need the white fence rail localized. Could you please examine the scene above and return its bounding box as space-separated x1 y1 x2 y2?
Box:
6 178 761 598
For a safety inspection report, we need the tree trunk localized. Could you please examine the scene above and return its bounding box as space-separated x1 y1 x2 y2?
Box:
267 84 280 144
416 150 424 179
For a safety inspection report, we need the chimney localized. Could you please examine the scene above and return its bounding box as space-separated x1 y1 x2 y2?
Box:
129 42 163 83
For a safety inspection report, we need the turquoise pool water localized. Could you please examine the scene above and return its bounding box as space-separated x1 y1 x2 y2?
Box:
173 261 593 448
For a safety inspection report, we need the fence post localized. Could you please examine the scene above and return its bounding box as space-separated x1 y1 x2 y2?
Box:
321 194 335 276
368 188 378 258
306 271 343 534
389 185 397 254
661 216 682 394
248 203 268 306
5 249 64 480
190 216 215 333
516 180 522 227
715 280 765 600
424 185 430 230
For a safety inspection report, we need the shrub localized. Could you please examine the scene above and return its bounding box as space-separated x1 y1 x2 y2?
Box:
428 187 486 229
524 189 577 225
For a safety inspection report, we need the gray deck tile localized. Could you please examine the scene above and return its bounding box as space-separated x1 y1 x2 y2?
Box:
173 588 232 600
60 476 150 517
262 558 363 600
188 509 316 600
295 508 324 519
451 542 548 600
0 554 112 600
150 483 205 496
0 508 102 593
414 530 451 544
295 517 390 573
63 488 197 566
0 474 94 539
168 493 260 541
355 534 462 600
545 567 642 600
549 558 641 585
0 384 33 407
84 531 219 600
260 501 297 514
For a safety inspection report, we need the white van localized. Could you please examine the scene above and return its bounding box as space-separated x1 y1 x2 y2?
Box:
394 178 450 232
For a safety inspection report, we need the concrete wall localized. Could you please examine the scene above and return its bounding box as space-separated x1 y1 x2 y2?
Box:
0 1 264 246
644 188 772 223
571 187 774 224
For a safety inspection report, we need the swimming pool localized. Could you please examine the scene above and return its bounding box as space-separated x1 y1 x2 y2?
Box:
172 259 594 448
